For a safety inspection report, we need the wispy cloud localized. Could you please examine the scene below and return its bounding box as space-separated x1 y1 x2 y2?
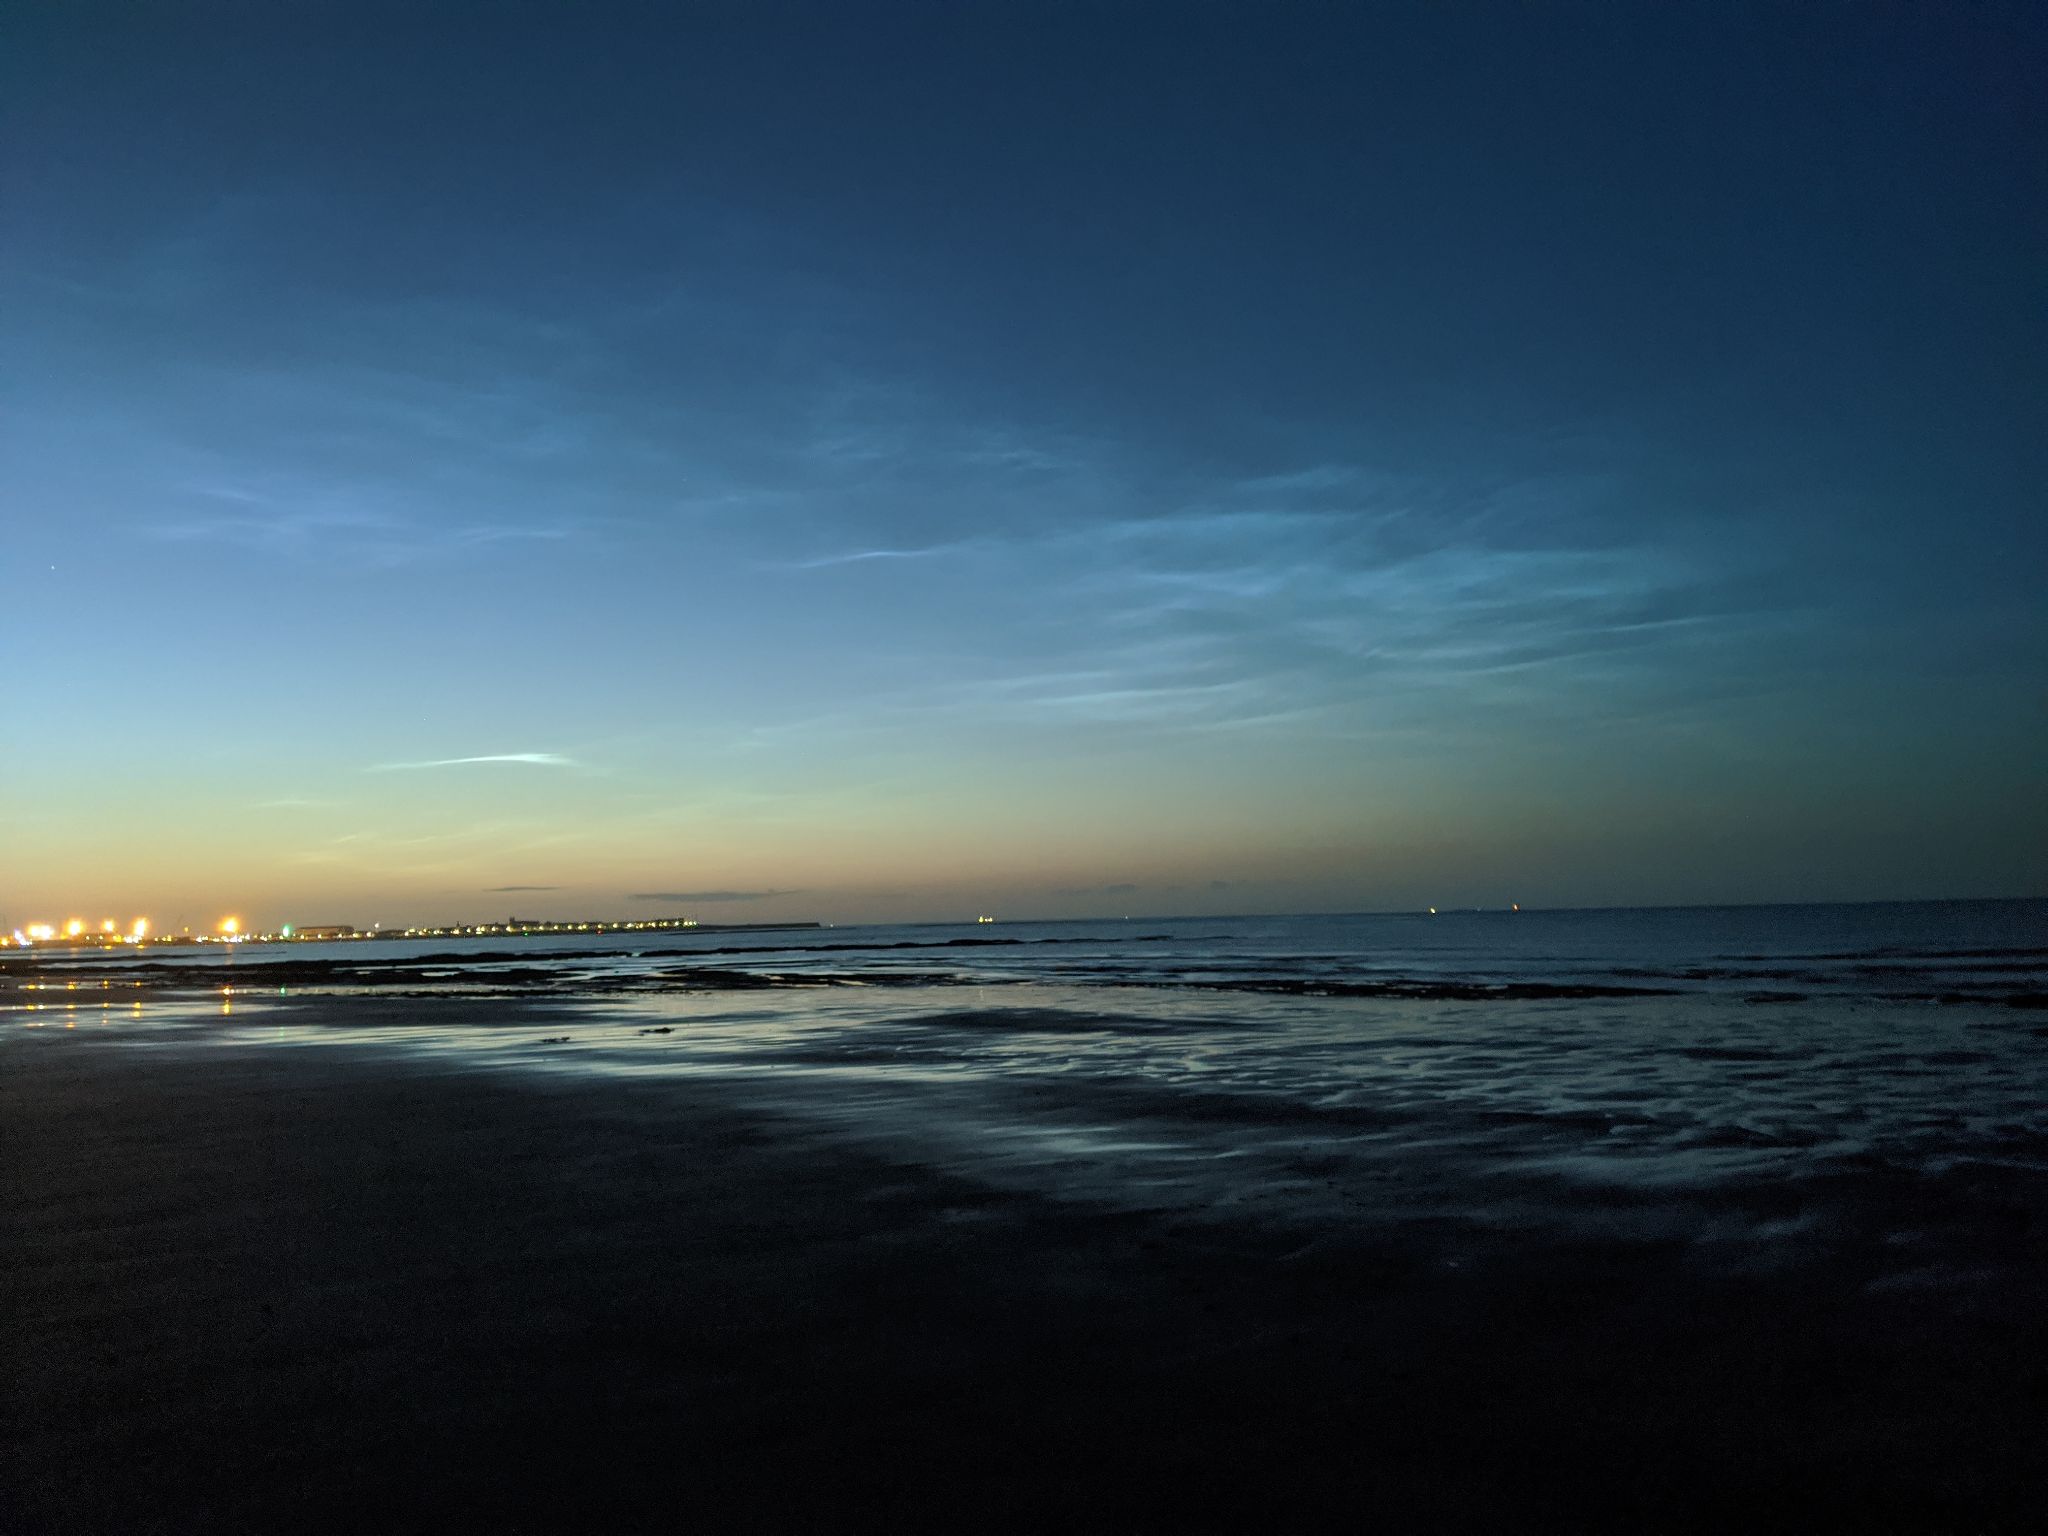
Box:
784 542 979 570
149 494 579 566
1056 881 1140 896
628 888 799 903
485 884 560 892
370 754 580 771
718 458 1790 752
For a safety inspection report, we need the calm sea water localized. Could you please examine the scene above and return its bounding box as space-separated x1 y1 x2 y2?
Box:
13 900 2044 1527
68 896 2048 1000
33 899 2043 1263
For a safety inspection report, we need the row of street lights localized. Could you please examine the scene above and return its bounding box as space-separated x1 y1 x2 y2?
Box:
6 917 242 947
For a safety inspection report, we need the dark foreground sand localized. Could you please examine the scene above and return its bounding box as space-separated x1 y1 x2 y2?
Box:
4 1021 2042 1533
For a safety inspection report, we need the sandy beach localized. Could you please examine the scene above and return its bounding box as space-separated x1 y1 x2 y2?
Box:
5 978 2042 1532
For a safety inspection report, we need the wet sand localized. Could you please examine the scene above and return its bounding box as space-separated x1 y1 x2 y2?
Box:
4 1010 2043 1532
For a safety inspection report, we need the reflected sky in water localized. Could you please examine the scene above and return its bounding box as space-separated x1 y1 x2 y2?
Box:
38 957 2042 1273
11 902 2041 1285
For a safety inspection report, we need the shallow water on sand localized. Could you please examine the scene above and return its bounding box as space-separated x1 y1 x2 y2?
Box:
38 952 2044 1292
8 902 2045 1530
16 901 2045 1229
14 900 2043 1244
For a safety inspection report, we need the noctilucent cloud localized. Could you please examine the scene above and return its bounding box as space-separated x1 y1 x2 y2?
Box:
4 4 2043 928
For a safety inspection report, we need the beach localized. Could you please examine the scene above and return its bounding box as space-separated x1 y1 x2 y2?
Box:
5 909 2045 1530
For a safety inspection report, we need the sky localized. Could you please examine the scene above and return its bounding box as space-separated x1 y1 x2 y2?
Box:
3 2 2044 929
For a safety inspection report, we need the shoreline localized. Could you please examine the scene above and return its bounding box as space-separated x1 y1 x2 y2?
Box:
8 942 2043 1011
5 997 2044 1530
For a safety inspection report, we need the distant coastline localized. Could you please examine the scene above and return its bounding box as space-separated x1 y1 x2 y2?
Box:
11 919 823 952
271 918 824 945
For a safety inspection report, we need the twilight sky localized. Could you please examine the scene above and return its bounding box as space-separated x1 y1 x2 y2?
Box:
4 3 2044 929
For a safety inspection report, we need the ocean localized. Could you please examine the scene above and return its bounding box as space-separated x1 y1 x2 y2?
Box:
7 898 2045 1526
30 899 2046 1235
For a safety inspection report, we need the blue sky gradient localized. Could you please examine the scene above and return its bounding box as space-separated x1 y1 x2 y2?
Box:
4 3 2043 927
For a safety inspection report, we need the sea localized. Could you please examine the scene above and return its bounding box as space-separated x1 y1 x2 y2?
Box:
27 898 2047 1251
10 898 2047 1525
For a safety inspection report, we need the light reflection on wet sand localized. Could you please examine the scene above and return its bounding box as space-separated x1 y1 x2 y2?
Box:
7 965 2046 1532
27 978 2044 1278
